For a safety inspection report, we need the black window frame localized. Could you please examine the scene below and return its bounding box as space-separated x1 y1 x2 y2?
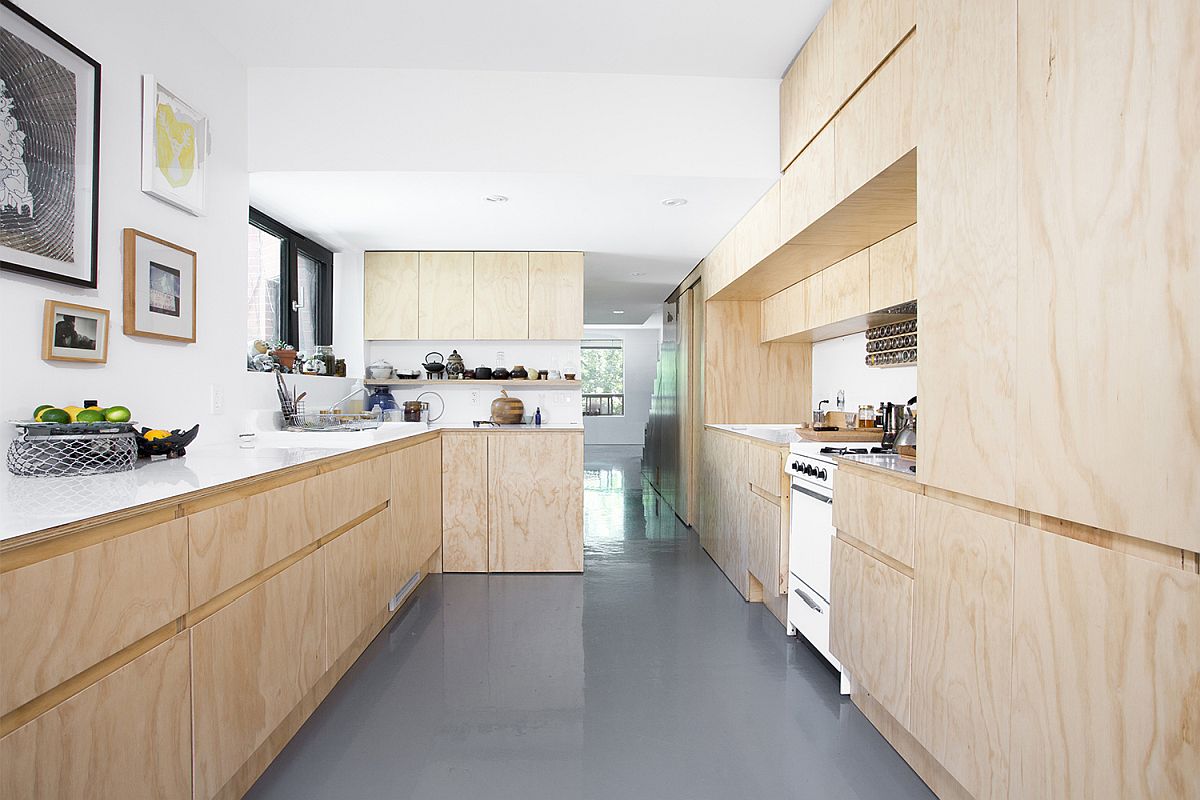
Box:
249 207 334 349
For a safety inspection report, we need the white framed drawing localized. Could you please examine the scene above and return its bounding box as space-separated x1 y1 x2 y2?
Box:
140 74 208 216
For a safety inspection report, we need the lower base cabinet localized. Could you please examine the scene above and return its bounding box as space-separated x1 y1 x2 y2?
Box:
442 433 489 571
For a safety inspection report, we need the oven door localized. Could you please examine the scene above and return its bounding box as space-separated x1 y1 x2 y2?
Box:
788 478 835 602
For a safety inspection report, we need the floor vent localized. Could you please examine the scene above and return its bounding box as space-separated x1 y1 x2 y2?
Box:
389 571 421 613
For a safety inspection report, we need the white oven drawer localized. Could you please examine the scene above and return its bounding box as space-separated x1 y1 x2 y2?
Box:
788 572 841 674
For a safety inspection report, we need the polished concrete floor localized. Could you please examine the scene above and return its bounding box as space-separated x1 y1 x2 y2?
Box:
247 444 935 800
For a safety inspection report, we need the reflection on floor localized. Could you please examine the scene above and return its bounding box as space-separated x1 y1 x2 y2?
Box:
246 444 935 800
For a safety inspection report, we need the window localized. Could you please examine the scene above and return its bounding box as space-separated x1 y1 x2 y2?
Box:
246 208 333 364
581 338 624 416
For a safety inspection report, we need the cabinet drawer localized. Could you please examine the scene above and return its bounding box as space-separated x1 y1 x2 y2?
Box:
832 468 916 567
830 536 913 725
747 445 783 498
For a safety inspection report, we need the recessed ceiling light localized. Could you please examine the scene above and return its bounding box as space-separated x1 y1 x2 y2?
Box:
484 194 509 203
630 271 645 277
612 310 626 314
661 198 688 207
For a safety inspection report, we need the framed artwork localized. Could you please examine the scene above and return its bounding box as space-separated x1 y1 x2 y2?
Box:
0 0 101 287
141 75 207 216
122 228 196 342
42 298 109 363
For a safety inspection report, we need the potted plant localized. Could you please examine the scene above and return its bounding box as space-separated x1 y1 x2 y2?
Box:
269 340 297 372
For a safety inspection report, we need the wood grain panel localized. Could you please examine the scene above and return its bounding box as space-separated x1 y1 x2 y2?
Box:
829 536 913 725
916 0 1019 507
779 3 836 169
321 454 391 534
747 489 782 599
733 182 781 279
418 252 474 339
1014 0 1200 551
910 496 1015 800
869 223 916 310
747 444 783 499
813 249 870 329
832 0 915 103
832 469 916 567
363 251 419 339
1009 525 1200 800
0 518 187 717
324 512 398 660
473 251 529 339
701 232 737 299
527 252 584 339
393 438 443 578
441 433 488 572
714 431 749 597
0 633 191 800
834 35 915 201
780 123 836 242
488 432 583 572
191 551 326 800
759 283 797 343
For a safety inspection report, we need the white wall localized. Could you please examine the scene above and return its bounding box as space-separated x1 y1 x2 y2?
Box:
0 0 261 443
582 326 659 445
811 332 917 416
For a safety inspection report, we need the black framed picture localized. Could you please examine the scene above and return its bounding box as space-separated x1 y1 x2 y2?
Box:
0 0 101 288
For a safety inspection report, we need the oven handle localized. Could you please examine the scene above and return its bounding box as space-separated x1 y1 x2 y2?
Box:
793 586 824 613
791 483 833 505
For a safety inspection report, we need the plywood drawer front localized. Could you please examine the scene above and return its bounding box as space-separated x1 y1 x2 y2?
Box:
441 433 489 572
832 469 916 566
747 445 783 498
0 633 191 800
0 518 188 716
363 251 419 339
869 223 917 311
191 550 326 800
781 123 836 242
320 454 390 533
1009 526 1200 800
325 512 398 660
829 536 913 725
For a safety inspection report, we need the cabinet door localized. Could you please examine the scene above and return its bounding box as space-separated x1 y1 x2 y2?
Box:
418 252 474 339
747 490 782 596
813 249 870 330
829 537 913 725
488 433 583 572
442 433 489 572
392 438 442 577
703 233 737 299
0 633 191 800
868 223 916 311
1009 526 1200 800
834 36 915 200
527 252 584 339
832 0 915 103
473 252 529 339
363 251 419 339
1014 0 1200 550
733 182 781 279
191 551 326 800
779 5 836 169
781 123 837 242
325 511 398 660
910 496 1015 800
916 0 1018 507
831 468 916 567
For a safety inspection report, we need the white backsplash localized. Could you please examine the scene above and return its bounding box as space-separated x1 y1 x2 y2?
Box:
811 332 917 414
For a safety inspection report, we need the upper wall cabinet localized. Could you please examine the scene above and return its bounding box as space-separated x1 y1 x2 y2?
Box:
832 0 916 108
528 252 585 339
733 183 781 278
868 224 916 311
473 252 529 340
363 252 419 339
418 252 475 339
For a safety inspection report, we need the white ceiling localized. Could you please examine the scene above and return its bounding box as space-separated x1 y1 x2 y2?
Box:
200 1 830 79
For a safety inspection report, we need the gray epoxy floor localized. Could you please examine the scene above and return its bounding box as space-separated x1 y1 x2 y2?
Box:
247 444 935 800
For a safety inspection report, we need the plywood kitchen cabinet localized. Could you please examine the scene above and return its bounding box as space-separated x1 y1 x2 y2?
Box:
916 0 1019 508
779 4 836 169
391 438 443 578
831 0 915 105
527 251 584 339
1008 525 1200 800
832 467 916 567
699 428 750 598
910 496 1015 800
813 249 870 330
1013 0 1200 551
473 251 529 340
324 511 400 659
487 432 584 572
834 36 915 201
418 251 475 339
191 550 327 800
702 232 737 300
780 123 837 243
363 251 419 339
829 536 913 726
441 432 489 572
0 633 192 800
733 182 781 278
868 223 916 310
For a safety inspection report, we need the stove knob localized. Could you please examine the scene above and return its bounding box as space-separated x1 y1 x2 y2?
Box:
817 468 828 481
790 461 801 472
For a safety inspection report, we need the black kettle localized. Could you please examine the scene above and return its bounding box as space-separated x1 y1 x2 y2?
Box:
422 351 446 378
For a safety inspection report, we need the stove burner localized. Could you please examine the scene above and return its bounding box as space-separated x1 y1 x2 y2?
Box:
819 447 869 455
870 446 895 454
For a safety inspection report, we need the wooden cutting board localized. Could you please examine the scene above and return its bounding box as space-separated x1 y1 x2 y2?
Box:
795 427 885 442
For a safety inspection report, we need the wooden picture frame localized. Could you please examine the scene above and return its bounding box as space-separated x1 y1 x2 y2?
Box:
42 299 109 363
0 0 102 288
122 228 197 342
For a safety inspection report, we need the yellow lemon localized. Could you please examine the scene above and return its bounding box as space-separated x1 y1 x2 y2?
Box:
143 430 171 441
63 406 83 422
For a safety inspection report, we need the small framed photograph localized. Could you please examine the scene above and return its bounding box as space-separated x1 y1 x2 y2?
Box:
123 228 196 342
42 299 109 363
141 74 208 216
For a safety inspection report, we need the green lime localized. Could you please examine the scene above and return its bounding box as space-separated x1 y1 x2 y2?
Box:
40 408 70 424
32 404 53 420
103 405 131 422
76 408 105 423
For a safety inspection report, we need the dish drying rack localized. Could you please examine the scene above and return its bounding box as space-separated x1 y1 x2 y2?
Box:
275 373 381 433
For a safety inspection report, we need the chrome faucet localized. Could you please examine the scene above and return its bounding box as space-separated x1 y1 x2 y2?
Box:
332 380 368 413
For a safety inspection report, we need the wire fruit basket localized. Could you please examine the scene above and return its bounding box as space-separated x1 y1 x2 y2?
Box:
6 422 138 477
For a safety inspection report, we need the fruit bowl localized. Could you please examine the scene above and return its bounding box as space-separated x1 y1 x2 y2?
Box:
136 425 200 459
10 420 138 436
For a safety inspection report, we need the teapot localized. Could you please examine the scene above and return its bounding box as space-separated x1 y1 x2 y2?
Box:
422 351 446 379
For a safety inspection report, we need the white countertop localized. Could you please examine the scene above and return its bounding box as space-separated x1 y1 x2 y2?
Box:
706 423 806 447
0 421 582 542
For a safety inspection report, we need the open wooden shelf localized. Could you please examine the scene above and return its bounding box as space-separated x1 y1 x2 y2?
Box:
363 378 581 387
